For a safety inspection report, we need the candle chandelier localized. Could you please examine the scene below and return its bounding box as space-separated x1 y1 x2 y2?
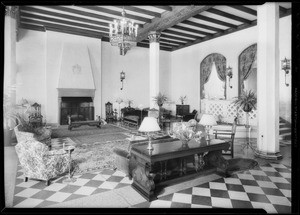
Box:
109 7 138 56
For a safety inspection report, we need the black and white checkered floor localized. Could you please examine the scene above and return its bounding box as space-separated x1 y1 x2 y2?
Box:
12 137 291 211
13 159 291 212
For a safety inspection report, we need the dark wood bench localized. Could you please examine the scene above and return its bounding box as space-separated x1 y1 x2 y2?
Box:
68 115 101 130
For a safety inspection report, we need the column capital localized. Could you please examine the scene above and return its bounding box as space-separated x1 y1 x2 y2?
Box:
148 31 161 43
5 6 19 19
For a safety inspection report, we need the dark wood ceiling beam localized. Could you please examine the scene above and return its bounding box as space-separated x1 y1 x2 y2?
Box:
207 8 252 24
142 38 184 46
114 6 161 18
181 20 224 33
279 6 291 17
19 23 45 32
172 25 213 36
79 6 151 23
193 14 238 28
45 6 114 21
137 5 213 42
20 6 110 28
160 47 173 52
153 6 172 11
160 33 194 42
160 39 183 46
172 20 257 51
21 19 106 38
229 5 257 16
163 29 202 39
172 6 291 52
20 12 109 33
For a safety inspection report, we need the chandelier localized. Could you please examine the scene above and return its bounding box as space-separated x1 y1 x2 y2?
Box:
109 8 138 56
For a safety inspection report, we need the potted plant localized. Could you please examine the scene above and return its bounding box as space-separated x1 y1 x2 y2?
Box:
232 90 257 113
153 92 168 107
153 92 169 124
179 95 187 105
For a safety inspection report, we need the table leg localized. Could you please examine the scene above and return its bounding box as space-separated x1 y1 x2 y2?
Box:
198 153 205 171
131 158 156 201
63 151 76 183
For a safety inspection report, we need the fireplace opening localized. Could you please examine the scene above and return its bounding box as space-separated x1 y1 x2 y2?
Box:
60 97 94 125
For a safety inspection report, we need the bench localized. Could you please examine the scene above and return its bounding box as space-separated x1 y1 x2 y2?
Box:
68 115 101 130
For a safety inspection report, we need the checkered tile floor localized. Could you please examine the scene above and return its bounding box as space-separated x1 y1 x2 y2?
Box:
132 163 291 213
13 137 291 211
13 166 132 208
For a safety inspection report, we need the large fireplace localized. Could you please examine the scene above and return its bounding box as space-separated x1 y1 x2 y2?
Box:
60 97 94 125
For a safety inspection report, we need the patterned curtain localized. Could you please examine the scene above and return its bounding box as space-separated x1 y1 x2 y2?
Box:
200 53 227 99
239 44 257 94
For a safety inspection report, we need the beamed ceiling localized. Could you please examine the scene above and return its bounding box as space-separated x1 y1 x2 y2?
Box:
18 4 292 52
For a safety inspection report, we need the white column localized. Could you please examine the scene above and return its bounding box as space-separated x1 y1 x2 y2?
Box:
256 3 281 159
148 31 161 108
4 6 18 104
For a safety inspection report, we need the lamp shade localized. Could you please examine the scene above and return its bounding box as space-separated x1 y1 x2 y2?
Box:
199 114 217 126
139 117 161 132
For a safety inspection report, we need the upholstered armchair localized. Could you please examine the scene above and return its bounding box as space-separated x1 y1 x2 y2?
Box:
14 124 52 149
15 140 70 185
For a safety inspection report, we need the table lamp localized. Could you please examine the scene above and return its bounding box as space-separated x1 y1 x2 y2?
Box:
139 117 161 150
199 114 217 141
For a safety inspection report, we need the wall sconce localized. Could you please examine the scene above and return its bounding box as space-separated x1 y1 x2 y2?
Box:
281 57 291 86
120 71 125 90
226 66 233 88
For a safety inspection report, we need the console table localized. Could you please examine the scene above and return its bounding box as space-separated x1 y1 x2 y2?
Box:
130 138 230 201
176 104 190 118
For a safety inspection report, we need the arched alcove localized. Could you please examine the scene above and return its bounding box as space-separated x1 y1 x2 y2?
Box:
238 44 257 96
200 53 227 100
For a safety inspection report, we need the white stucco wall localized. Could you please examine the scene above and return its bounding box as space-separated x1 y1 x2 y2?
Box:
279 16 292 122
16 29 47 116
101 42 171 117
16 30 102 124
170 15 291 122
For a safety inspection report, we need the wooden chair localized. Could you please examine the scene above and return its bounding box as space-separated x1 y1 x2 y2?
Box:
213 117 238 158
105 102 114 123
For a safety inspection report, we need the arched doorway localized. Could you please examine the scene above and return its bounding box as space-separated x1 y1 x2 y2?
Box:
238 44 257 96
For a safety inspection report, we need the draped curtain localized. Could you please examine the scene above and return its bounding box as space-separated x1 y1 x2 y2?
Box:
200 53 227 99
239 44 257 95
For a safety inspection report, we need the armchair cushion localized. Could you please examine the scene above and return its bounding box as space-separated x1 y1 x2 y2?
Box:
15 140 70 181
14 124 52 147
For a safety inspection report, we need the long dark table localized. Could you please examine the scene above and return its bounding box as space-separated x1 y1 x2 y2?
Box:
129 138 230 201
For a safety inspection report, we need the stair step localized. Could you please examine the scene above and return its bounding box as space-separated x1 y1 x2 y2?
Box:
279 128 291 135
279 132 291 140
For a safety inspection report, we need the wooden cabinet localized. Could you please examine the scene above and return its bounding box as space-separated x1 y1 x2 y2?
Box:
176 105 190 118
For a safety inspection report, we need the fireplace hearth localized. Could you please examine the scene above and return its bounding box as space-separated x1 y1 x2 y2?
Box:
60 97 94 125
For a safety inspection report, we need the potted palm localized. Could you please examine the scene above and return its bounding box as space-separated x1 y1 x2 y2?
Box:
153 92 168 124
232 90 257 150
232 90 257 113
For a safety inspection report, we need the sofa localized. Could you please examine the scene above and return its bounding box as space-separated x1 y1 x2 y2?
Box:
121 107 148 127
14 124 52 149
15 139 70 185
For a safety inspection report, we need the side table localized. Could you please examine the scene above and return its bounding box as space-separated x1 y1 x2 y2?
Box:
62 144 76 183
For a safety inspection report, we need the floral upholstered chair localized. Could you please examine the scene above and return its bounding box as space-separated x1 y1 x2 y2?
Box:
15 140 70 185
14 124 52 149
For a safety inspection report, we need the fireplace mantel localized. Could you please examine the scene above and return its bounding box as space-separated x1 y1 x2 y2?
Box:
57 88 95 98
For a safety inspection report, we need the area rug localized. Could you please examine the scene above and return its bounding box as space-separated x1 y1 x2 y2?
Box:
71 139 129 175
70 133 129 145
226 157 259 175
51 124 129 138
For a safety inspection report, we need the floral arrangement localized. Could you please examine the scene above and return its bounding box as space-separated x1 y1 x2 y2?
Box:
169 121 203 143
179 95 187 105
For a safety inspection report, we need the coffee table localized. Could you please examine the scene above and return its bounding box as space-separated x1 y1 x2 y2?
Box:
129 138 230 201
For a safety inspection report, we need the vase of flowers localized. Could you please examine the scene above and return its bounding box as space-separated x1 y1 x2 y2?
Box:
168 121 203 147
179 95 187 105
